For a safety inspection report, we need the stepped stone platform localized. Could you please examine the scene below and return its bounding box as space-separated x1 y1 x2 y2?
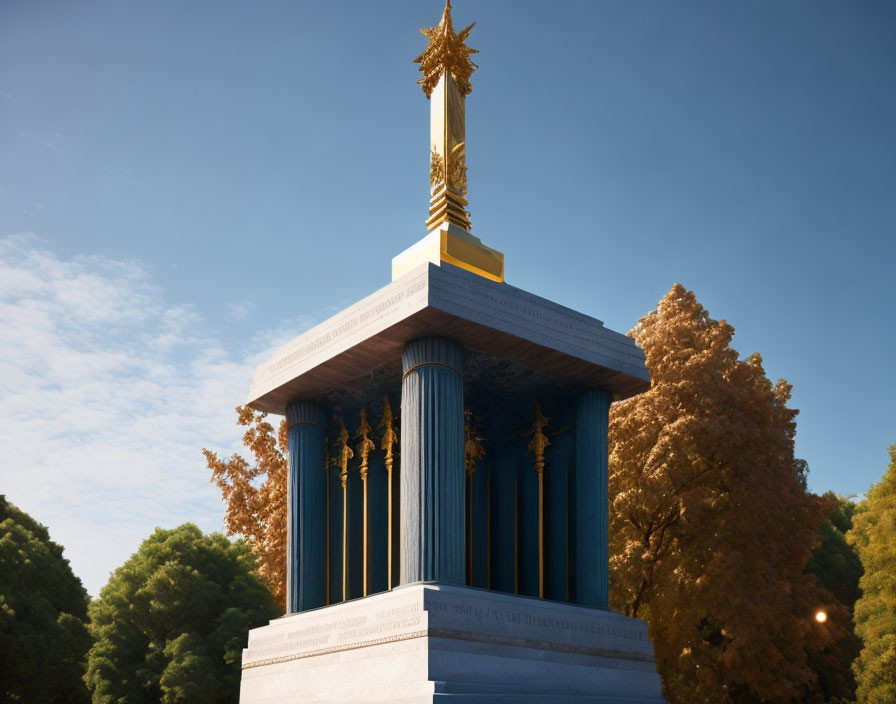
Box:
239 583 666 703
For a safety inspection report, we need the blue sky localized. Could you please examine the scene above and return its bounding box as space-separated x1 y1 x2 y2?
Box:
1 0 893 596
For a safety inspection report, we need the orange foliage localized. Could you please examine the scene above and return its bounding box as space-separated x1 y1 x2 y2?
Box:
204 406 288 611
609 283 850 704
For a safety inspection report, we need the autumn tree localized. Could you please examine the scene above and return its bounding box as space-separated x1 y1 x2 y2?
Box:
204 406 288 609
848 445 896 704
608 283 849 704
0 496 91 704
85 524 277 704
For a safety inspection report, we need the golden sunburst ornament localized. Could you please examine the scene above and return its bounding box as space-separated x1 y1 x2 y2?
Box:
415 0 478 97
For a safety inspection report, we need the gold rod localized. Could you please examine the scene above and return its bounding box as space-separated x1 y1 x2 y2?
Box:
538 470 544 599
342 482 348 601
527 404 550 600
363 476 368 596
514 473 519 595
467 473 473 585
326 451 330 606
565 466 570 603
487 465 491 590
355 410 375 598
334 417 353 603
464 411 484 588
378 398 397 591
387 467 393 590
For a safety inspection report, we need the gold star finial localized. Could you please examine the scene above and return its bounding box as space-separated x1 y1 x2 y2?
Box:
415 0 478 97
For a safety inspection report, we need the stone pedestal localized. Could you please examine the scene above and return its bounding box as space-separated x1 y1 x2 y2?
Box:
239 583 665 703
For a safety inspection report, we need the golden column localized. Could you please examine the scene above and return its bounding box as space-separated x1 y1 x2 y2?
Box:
395 1 504 283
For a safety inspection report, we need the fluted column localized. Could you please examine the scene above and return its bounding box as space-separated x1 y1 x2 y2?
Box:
400 337 465 584
574 388 611 608
286 400 329 613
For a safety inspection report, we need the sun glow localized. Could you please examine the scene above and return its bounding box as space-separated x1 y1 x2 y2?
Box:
815 610 828 623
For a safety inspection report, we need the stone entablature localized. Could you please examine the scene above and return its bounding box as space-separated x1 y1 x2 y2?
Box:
248 262 648 415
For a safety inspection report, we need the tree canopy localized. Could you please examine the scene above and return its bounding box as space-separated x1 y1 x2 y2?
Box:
808 495 863 611
0 495 91 704
608 283 850 704
204 406 288 610
848 445 896 704
85 523 278 704
805 494 863 702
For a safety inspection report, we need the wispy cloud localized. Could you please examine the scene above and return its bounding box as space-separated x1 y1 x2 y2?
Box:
227 301 255 321
0 235 290 596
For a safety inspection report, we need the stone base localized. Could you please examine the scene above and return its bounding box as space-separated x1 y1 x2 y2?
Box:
239 583 666 703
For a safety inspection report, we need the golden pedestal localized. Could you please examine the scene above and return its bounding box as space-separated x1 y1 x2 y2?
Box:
391 223 504 283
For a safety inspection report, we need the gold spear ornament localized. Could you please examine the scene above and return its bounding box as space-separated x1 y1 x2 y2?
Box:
332 417 354 601
356 410 376 596
464 410 485 585
395 0 504 283
416 0 477 224
377 397 399 590
527 404 551 598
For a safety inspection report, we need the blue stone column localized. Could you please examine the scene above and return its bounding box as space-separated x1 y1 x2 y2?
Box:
574 388 612 608
400 337 465 585
285 400 329 613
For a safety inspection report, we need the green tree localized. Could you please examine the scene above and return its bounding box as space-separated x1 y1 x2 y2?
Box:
805 494 863 703
85 523 278 704
0 495 91 703
848 445 896 704
808 495 863 610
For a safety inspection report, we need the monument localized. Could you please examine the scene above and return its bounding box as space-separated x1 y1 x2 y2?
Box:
239 3 667 701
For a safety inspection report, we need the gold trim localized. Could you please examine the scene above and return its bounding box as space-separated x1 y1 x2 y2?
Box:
242 626 655 671
401 360 462 381
378 397 398 590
